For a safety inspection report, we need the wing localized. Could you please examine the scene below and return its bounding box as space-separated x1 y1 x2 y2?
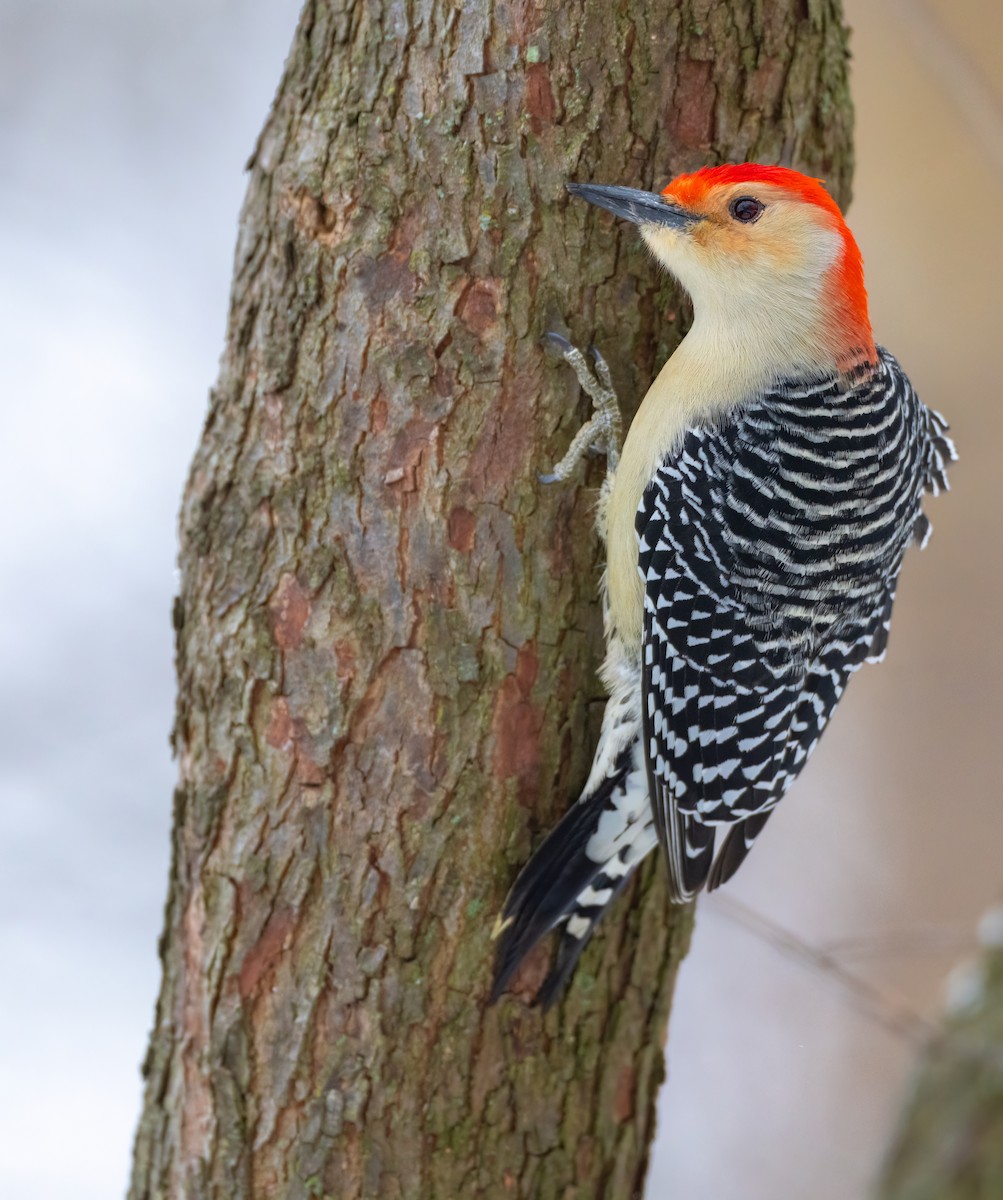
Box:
637 411 898 900
708 595 895 889
638 425 805 899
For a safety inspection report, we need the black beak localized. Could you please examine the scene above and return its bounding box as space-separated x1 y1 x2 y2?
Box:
567 183 700 229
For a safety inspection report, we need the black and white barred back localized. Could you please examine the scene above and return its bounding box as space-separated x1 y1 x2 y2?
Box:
491 348 955 1006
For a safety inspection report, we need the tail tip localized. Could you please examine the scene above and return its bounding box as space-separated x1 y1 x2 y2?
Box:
490 913 514 942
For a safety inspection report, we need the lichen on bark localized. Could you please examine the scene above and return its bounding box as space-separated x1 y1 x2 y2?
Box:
129 2 855 1197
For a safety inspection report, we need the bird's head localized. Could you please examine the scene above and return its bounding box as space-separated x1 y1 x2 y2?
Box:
569 164 875 371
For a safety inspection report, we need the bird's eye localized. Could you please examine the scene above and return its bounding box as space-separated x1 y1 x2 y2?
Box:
730 196 765 223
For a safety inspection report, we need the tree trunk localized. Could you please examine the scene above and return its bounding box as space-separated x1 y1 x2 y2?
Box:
877 918 1003 1199
129 2 853 1196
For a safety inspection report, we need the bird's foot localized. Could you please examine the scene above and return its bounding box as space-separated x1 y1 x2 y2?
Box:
539 333 622 483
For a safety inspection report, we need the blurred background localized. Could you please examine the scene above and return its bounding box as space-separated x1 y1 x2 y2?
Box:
0 1 999 1198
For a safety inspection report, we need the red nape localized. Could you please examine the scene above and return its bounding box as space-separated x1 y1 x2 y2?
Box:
664 164 874 356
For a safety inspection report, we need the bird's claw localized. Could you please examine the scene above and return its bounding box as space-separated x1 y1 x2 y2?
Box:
539 331 623 482
542 331 575 356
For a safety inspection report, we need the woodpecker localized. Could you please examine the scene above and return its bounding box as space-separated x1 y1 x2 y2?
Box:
491 164 956 1007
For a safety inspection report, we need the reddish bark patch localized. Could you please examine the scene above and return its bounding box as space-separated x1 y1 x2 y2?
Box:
458 278 502 336
466 368 536 497
270 573 311 651
514 642 538 693
492 642 543 800
386 415 433 496
575 1136 595 1183
447 506 477 553
334 638 358 683
371 397 388 434
492 681 541 788
433 358 455 400
266 696 294 749
507 0 541 49
265 695 326 784
262 392 284 449
667 59 715 152
508 937 551 1002
238 907 296 1001
526 64 555 133
613 1064 636 1123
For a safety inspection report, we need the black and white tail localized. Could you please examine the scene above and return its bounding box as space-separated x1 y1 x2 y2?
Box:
490 665 659 1007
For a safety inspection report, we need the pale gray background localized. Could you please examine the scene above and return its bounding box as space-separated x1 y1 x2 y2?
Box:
0 2 301 1196
1 2 999 1198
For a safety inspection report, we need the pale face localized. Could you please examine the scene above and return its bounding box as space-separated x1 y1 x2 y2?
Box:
566 173 872 372
640 183 844 316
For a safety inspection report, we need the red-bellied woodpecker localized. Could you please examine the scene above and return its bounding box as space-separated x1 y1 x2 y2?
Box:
490 164 956 1007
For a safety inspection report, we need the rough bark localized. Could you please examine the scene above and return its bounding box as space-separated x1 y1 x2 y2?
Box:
129 2 854 1197
877 920 1003 1200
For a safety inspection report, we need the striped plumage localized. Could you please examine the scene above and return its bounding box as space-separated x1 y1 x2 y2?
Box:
640 348 952 897
492 350 954 1004
490 165 956 1007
